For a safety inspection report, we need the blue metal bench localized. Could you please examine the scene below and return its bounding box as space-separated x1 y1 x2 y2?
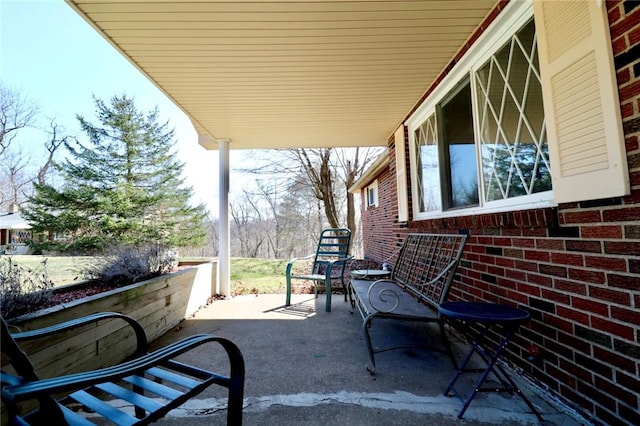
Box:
348 233 468 373
1 312 245 425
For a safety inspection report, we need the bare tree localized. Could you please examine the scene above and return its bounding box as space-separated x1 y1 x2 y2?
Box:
0 86 67 209
0 150 32 206
0 85 37 155
37 120 70 184
268 147 383 251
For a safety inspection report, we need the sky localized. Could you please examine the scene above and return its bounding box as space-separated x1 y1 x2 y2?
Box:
0 0 248 216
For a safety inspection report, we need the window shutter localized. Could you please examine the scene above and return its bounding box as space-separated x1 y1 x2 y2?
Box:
533 0 629 203
395 125 409 222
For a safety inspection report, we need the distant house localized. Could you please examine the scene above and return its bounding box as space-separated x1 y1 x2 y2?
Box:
0 204 31 254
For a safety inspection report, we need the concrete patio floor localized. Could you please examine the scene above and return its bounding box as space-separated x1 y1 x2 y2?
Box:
149 294 588 425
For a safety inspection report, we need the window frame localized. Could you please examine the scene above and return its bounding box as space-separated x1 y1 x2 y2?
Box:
406 0 555 220
365 180 379 209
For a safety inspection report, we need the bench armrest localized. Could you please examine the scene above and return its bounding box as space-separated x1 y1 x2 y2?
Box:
10 312 149 358
367 279 403 313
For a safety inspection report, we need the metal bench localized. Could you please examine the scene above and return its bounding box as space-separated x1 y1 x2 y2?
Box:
1 312 245 425
348 233 468 373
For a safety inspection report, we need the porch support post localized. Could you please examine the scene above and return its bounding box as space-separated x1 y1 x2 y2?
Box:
218 138 231 296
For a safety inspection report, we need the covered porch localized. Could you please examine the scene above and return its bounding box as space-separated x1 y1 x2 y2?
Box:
148 293 583 425
63 1 639 425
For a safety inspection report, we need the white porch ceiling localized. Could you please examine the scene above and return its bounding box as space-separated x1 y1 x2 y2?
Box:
66 0 498 150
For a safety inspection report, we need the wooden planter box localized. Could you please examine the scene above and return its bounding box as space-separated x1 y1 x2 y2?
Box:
5 261 216 380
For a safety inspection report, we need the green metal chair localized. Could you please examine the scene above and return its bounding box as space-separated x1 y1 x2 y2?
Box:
285 228 352 312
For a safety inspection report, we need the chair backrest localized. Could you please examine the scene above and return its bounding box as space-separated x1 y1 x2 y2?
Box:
390 233 468 309
312 228 351 273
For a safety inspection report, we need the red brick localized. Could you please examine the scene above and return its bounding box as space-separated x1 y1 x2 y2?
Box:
539 264 568 278
505 290 528 304
602 206 640 222
492 237 511 246
541 289 571 305
550 252 584 266
589 285 632 305
618 67 631 85
555 279 588 295
604 241 640 255
557 305 589 325
621 101 635 119
504 268 526 282
512 238 535 248
619 80 640 104
536 239 565 250
607 273 640 290
561 210 602 224
568 268 606 284
608 1 622 23
584 255 628 272
581 225 623 239
525 250 551 262
546 364 576 389
515 259 538 272
517 281 542 296
494 257 515 268
590 317 635 340
566 240 602 253
528 272 554 287
560 358 594 382
594 376 638 408
571 296 609 316
503 248 524 258
616 371 640 397
544 313 573 333
611 306 640 325
610 8 640 40
630 24 640 45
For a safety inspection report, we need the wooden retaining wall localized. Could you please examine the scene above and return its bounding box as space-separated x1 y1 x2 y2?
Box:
5 261 215 380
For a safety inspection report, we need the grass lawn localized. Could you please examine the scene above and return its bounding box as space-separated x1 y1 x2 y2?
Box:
5 255 96 288
5 255 291 294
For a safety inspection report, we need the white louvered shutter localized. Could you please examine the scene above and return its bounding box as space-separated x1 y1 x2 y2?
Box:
533 0 629 203
395 125 409 222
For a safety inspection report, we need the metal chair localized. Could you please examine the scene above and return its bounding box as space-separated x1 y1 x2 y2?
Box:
1 312 245 425
285 228 352 312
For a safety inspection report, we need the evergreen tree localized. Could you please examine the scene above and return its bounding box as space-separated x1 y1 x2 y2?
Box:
24 95 207 252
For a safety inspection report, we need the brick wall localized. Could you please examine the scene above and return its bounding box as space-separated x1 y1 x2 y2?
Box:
360 1 640 424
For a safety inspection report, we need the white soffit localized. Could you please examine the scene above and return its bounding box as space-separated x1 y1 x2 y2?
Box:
66 0 498 150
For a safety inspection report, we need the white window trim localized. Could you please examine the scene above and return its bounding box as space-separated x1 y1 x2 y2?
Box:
406 0 555 221
365 180 379 210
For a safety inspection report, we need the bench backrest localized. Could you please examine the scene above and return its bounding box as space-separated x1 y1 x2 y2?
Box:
390 233 468 309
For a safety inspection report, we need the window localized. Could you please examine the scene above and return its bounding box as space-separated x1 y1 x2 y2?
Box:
366 180 378 209
407 2 554 219
475 19 551 203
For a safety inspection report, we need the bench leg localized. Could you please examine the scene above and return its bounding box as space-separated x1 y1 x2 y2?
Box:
362 316 377 374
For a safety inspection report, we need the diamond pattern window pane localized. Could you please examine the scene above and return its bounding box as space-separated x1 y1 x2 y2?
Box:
475 19 551 202
414 114 441 212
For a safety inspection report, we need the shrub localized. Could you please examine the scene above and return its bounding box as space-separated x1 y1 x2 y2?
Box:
83 243 178 287
0 257 54 318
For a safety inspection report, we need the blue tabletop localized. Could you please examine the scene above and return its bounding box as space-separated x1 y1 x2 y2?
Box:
439 302 530 323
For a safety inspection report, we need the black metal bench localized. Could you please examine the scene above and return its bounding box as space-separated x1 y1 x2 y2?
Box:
1 312 245 425
348 233 468 373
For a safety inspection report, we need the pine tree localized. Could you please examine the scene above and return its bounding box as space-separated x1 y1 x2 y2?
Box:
24 95 207 252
